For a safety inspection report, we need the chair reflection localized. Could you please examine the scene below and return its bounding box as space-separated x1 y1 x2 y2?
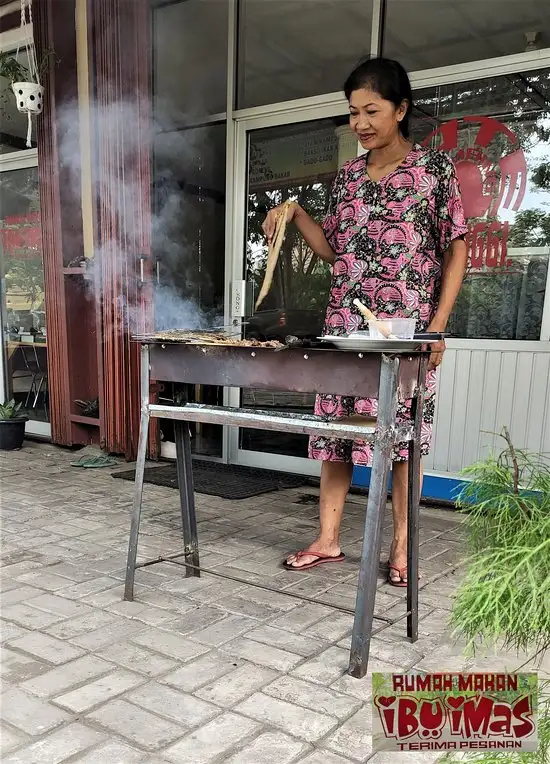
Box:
10 344 48 416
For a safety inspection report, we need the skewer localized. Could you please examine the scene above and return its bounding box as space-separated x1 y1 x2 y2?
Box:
352 298 397 339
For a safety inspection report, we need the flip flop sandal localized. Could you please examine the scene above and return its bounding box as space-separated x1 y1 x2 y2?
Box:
283 550 345 571
387 564 408 587
387 561 423 586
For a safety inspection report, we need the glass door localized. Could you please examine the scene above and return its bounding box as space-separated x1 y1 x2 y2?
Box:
230 115 354 474
0 152 51 438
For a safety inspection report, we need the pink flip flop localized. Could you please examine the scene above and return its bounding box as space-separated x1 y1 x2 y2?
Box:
283 550 345 571
387 564 408 587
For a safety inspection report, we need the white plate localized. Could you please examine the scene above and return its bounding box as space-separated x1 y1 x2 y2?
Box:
318 336 436 352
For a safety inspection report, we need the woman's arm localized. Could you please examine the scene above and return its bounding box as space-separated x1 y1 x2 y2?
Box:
429 237 468 332
426 237 468 370
293 204 336 265
262 202 336 265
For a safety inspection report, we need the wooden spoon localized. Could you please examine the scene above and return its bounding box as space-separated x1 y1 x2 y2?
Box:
352 298 397 339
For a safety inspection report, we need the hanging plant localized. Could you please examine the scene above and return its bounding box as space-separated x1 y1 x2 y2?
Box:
0 51 30 82
7 0 49 148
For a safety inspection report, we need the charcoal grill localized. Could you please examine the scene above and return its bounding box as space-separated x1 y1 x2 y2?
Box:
124 335 432 678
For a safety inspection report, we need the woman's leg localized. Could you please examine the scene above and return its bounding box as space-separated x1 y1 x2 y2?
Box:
388 459 423 583
285 460 353 568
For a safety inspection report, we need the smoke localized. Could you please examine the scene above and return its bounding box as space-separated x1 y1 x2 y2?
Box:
153 284 210 331
56 97 225 334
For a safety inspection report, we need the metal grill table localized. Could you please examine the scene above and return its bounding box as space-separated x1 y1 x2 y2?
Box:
124 340 430 678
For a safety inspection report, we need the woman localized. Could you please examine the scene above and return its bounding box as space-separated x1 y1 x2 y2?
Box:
263 57 468 586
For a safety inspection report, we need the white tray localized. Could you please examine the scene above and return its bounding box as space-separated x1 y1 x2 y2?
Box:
318 336 437 352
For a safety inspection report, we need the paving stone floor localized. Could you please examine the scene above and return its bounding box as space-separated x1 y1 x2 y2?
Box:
1 441 546 763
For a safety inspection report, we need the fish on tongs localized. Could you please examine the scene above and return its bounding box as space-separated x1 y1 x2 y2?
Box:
255 200 292 311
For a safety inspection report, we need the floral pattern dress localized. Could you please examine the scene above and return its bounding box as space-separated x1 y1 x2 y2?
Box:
309 144 468 465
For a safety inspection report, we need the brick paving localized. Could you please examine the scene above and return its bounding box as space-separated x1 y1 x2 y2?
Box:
0 441 543 763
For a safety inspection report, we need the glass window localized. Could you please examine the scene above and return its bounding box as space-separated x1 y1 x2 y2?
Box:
152 123 227 456
383 0 550 72
152 0 228 123
411 67 550 340
0 50 35 153
1 166 49 423
237 0 373 108
241 117 350 458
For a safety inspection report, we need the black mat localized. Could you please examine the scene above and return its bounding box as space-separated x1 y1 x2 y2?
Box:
112 460 307 500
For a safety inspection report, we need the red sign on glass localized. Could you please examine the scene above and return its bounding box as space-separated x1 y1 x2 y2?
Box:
0 212 41 258
423 116 527 270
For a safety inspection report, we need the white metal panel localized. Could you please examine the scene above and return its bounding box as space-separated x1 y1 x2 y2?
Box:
510 352 535 451
430 349 456 472
526 353 550 454
461 350 486 468
432 346 550 474
448 348 471 473
495 352 518 446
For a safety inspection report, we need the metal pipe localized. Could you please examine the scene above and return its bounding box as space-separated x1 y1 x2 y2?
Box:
137 254 147 288
147 402 413 443
174 421 200 578
140 554 407 624
349 354 400 678
407 355 428 641
124 343 151 601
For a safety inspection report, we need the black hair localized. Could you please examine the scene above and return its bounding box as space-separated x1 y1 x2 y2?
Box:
344 57 413 138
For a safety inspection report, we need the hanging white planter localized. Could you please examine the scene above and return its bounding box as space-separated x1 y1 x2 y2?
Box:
12 81 44 114
12 0 43 148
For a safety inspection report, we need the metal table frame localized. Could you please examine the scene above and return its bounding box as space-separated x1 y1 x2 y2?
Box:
124 341 429 678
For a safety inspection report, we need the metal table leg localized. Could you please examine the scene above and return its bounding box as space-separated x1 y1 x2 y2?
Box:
124 345 151 601
348 355 399 678
407 356 428 641
174 420 200 577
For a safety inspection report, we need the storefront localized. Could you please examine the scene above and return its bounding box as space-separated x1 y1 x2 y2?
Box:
1 0 549 499
0 7 49 438
151 0 550 498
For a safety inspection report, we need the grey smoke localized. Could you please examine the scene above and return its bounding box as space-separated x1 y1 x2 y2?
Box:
57 98 224 334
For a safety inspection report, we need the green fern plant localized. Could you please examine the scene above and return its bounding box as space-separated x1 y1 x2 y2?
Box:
443 429 550 762
451 428 550 656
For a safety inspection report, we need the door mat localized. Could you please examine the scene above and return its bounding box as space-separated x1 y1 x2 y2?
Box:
112 461 307 500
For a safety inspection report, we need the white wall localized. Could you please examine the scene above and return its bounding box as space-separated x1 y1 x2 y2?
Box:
427 341 550 473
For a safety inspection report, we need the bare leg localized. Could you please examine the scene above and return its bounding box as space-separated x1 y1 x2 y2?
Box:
286 461 353 568
388 459 423 583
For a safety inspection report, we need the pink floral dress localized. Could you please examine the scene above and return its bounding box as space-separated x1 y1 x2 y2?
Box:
309 144 467 465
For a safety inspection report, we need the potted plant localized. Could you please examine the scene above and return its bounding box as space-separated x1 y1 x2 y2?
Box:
0 51 45 113
0 47 54 147
0 399 28 451
0 52 30 83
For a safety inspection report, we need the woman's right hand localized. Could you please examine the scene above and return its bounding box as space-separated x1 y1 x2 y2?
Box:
262 202 300 245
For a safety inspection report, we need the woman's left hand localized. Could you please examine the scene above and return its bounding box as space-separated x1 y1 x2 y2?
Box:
427 337 446 371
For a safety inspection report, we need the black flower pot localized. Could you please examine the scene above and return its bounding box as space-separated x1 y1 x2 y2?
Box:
0 416 28 451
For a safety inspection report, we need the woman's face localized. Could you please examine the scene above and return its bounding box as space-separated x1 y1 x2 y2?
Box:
349 87 407 150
